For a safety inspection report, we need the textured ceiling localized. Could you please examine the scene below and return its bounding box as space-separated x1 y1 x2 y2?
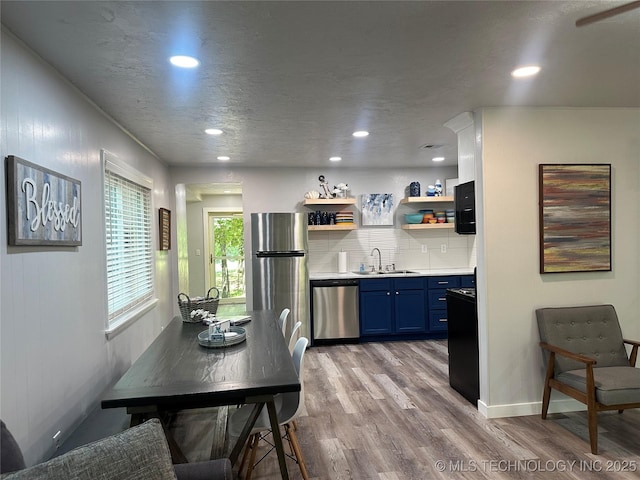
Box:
1 1 639 169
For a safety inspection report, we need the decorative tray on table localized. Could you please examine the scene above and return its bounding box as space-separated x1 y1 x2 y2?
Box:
198 326 247 348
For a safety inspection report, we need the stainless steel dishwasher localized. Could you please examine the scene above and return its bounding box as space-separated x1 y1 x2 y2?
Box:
311 279 359 343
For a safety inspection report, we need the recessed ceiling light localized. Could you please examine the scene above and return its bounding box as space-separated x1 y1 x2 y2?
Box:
352 131 369 138
511 65 541 78
223 190 231 194
432 157 445 162
205 128 223 135
217 156 230 161
169 55 200 68
329 156 342 162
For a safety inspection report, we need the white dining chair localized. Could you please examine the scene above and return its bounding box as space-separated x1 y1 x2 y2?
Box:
228 337 309 480
278 308 290 337
288 321 302 354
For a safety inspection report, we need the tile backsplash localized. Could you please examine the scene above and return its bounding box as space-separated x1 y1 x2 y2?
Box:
308 228 476 273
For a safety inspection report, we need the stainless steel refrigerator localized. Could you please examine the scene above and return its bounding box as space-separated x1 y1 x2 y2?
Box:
251 213 309 340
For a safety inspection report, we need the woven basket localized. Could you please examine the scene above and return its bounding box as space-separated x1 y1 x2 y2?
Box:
178 287 220 323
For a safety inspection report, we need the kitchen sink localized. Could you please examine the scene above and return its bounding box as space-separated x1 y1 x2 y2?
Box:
353 270 417 275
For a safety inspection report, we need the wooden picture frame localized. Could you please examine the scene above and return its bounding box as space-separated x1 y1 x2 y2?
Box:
5 155 82 246
539 164 611 273
159 208 171 250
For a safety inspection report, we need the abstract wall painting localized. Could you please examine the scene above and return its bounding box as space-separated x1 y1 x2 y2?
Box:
361 194 394 226
539 164 611 273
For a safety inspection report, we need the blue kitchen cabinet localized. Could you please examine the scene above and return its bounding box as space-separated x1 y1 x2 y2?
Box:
360 277 426 336
360 289 393 335
460 275 475 288
426 275 473 332
426 276 459 332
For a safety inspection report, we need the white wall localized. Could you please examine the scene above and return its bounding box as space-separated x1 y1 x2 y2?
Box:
172 166 476 307
0 30 175 464
477 108 640 418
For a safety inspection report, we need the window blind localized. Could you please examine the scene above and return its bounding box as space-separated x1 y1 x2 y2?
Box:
104 168 153 324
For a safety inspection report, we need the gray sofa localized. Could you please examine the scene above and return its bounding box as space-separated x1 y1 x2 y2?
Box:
1 419 232 480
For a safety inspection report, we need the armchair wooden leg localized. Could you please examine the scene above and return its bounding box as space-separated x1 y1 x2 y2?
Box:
586 365 598 455
541 383 552 419
587 406 598 455
541 352 555 420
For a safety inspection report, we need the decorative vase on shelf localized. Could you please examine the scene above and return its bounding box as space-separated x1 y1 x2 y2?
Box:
409 181 421 197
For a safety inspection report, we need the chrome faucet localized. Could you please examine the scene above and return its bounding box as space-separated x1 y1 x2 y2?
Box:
371 248 382 272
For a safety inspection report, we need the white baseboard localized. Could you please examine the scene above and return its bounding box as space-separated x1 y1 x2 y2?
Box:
478 398 587 419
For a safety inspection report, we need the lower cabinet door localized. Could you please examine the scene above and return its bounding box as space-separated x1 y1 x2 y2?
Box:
360 290 393 335
395 289 426 333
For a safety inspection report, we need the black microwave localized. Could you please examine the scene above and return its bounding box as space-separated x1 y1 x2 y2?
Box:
454 180 476 235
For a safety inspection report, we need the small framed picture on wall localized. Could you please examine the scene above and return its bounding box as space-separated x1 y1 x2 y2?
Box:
159 208 171 250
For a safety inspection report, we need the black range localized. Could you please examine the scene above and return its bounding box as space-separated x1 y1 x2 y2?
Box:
446 287 479 406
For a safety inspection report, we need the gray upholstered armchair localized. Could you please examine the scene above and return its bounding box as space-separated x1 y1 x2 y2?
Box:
536 304 640 454
1 419 232 480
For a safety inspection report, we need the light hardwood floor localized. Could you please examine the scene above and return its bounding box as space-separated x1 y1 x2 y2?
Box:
171 339 640 479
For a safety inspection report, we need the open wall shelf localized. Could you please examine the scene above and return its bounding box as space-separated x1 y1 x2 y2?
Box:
303 198 357 205
400 196 454 204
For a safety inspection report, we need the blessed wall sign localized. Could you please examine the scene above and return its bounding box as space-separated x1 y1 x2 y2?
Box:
5 156 82 246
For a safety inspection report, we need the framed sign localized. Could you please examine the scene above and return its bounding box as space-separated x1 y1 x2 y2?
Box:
159 208 171 250
6 155 82 246
539 164 611 273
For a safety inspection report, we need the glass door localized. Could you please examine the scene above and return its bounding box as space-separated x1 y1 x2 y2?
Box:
207 212 245 304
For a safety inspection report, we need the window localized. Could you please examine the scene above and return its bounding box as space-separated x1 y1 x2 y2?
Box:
103 150 155 334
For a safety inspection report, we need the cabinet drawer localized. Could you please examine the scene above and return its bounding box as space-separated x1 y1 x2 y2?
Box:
427 276 461 289
429 310 448 331
460 275 475 288
428 289 448 309
359 278 391 291
393 277 424 290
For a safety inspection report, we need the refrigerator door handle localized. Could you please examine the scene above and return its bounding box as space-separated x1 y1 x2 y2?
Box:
256 251 305 258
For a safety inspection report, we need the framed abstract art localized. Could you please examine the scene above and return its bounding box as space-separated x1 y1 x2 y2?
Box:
539 164 611 273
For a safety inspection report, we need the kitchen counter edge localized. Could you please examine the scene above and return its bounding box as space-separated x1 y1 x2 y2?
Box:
309 268 474 280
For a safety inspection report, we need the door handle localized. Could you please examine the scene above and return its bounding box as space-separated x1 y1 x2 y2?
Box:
210 254 213 264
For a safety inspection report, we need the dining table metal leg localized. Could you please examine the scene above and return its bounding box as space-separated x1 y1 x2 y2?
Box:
127 407 188 464
266 398 290 480
229 402 264 465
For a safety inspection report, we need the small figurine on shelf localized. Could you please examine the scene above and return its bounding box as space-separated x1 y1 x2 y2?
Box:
318 175 333 198
435 179 443 196
334 182 350 198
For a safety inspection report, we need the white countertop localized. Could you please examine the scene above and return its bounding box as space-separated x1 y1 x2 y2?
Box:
309 268 474 280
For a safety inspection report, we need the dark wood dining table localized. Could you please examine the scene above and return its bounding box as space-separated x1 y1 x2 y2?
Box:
101 310 300 479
